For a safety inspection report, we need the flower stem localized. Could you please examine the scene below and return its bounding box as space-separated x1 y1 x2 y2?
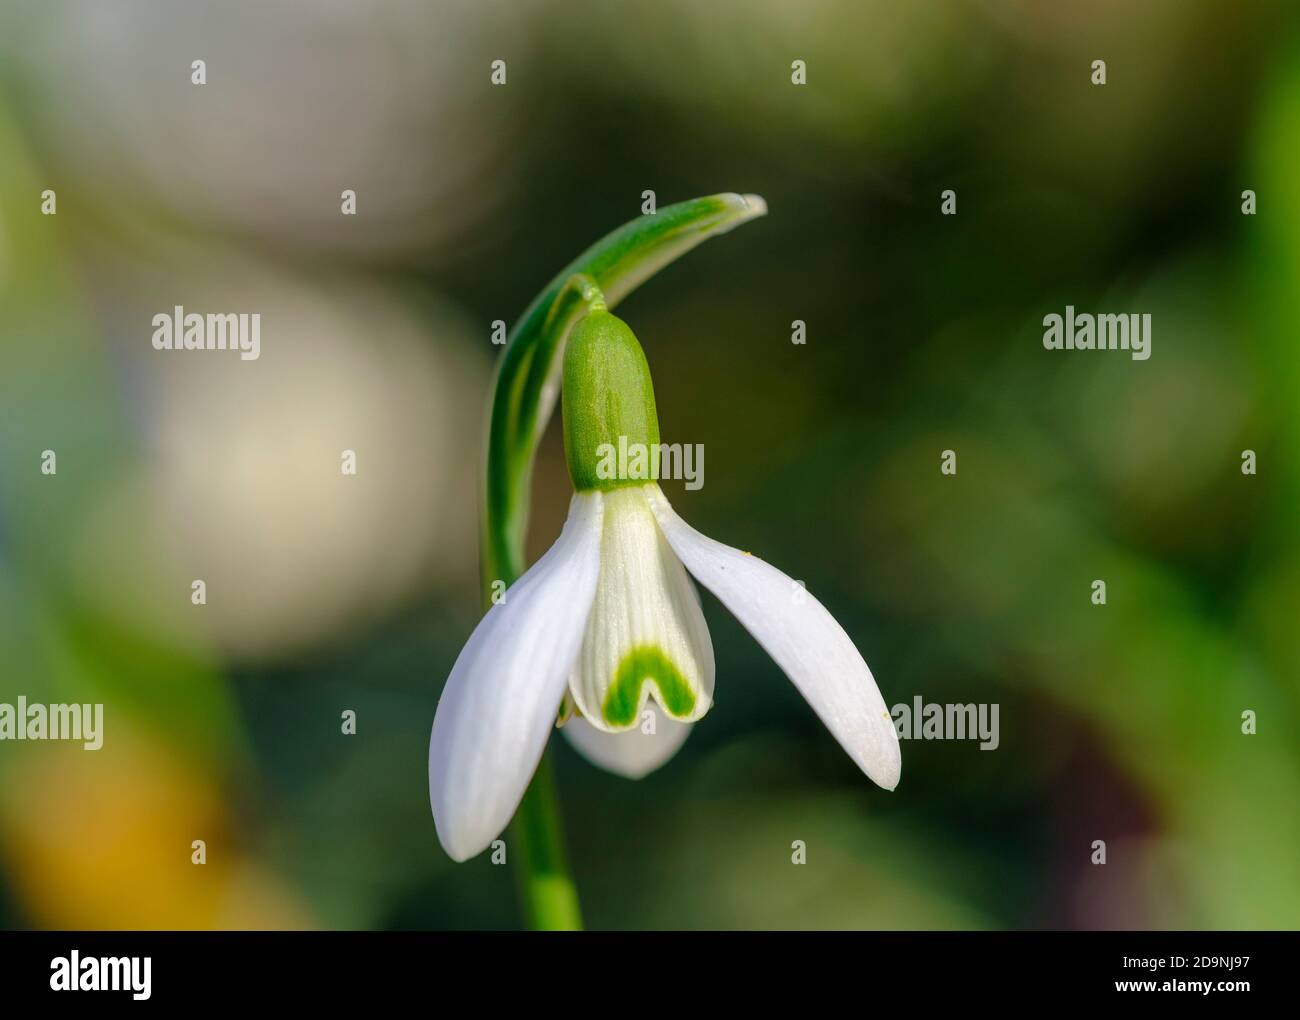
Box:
508 751 583 931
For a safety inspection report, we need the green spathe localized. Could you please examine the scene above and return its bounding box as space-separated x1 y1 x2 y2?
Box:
562 311 661 492
601 644 697 727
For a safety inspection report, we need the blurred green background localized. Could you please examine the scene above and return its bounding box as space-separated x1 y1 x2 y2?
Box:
1 0 1298 930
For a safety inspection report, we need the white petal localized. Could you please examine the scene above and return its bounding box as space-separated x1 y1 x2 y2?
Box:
428 491 604 860
562 702 692 779
645 485 901 790
568 485 714 732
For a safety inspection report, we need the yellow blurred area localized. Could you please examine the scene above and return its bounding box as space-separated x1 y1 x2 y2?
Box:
0 729 311 929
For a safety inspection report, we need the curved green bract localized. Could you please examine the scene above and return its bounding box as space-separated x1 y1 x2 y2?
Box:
601 645 697 728
482 193 767 596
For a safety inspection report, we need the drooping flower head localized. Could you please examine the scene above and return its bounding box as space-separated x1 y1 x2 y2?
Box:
429 309 899 861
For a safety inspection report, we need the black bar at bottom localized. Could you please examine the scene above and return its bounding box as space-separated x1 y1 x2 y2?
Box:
0 930 1290 1005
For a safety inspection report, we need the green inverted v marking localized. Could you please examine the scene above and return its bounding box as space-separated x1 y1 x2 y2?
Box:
601 645 696 727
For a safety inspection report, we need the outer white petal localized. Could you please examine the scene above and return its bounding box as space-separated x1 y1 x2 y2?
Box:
562 702 692 779
567 485 714 732
645 485 901 790
429 491 604 861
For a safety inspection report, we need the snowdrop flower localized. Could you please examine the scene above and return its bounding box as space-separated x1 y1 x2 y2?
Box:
429 310 900 861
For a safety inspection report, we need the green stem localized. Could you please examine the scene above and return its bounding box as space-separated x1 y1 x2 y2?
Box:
480 194 767 930
508 752 583 930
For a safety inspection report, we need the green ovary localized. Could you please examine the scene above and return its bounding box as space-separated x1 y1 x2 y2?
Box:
601 645 697 727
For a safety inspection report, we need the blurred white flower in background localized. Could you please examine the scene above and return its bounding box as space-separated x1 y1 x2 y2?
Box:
73 245 487 660
0 0 541 260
